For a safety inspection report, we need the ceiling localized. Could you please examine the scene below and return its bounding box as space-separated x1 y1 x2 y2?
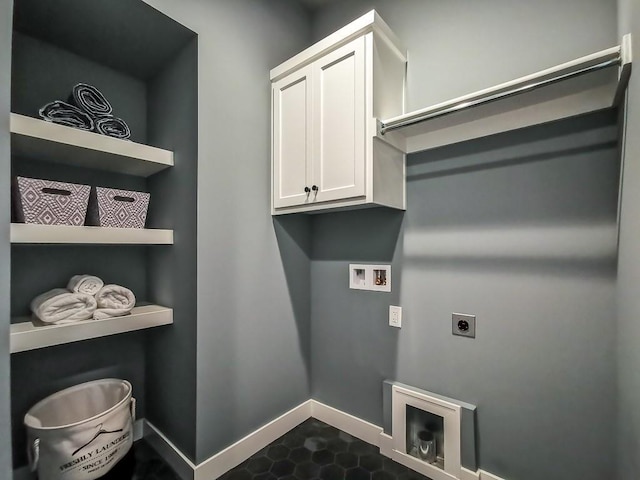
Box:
296 0 342 9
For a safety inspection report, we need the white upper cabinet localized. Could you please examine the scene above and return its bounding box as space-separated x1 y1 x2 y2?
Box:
313 36 366 204
271 11 406 215
273 65 313 209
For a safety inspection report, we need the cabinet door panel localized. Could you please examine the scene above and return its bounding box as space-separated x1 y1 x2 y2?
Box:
313 36 366 203
273 67 313 208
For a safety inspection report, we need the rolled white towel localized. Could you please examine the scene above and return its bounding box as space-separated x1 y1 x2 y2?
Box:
67 274 104 296
31 288 97 325
94 284 136 320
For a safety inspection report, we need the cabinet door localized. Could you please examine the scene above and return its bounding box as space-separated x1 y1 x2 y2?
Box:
273 65 313 209
312 36 366 203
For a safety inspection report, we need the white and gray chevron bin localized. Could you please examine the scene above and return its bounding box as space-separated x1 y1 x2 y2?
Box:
24 379 135 480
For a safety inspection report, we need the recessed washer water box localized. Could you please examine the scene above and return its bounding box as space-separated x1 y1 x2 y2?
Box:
349 264 391 292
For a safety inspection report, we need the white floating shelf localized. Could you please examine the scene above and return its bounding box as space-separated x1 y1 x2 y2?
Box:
10 304 173 353
11 223 174 245
10 113 174 177
379 36 632 154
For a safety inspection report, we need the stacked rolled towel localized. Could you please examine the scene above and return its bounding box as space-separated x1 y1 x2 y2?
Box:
68 83 113 116
68 83 131 140
38 83 131 139
67 274 104 296
29 275 137 326
94 284 136 320
30 288 97 325
93 116 131 140
38 100 94 131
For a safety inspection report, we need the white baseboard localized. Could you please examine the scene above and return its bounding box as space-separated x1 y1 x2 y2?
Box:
442 465 504 480
307 401 503 480
14 401 506 480
310 400 383 447
378 432 394 457
460 467 481 480
194 400 311 480
146 402 506 480
479 470 507 480
145 420 196 480
133 416 145 442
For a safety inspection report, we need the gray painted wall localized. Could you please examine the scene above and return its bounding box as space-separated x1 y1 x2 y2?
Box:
11 33 148 144
616 1 640 478
310 2 620 479
0 0 12 477
12 0 195 82
312 0 618 111
142 0 313 464
146 37 199 459
312 113 620 480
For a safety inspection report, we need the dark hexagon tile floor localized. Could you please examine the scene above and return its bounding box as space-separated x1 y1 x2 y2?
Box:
218 418 432 480
97 438 181 480
110 418 431 480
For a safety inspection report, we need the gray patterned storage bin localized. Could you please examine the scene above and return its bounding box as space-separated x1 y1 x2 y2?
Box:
13 177 90 226
87 187 150 229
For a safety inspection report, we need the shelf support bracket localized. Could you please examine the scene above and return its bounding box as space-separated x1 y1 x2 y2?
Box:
613 33 633 107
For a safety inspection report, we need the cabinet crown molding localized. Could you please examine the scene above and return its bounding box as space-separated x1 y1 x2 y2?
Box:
270 9 406 83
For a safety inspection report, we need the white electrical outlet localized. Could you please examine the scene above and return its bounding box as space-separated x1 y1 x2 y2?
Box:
389 305 402 328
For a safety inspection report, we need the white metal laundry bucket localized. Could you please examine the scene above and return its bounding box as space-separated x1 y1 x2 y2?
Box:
24 379 135 480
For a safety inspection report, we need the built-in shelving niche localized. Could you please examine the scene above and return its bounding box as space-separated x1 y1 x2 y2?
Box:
9 0 198 470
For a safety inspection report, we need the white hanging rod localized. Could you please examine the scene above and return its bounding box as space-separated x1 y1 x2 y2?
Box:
379 36 632 136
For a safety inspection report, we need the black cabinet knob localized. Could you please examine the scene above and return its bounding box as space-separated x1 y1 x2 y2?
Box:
304 186 311 193
312 185 318 192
